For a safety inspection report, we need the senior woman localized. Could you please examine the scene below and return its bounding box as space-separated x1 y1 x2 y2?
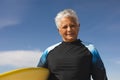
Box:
37 9 108 80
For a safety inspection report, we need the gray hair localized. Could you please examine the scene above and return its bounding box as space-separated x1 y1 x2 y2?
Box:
55 9 79 28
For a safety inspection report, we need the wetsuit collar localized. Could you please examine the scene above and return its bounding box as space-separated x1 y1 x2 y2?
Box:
62 39 82 45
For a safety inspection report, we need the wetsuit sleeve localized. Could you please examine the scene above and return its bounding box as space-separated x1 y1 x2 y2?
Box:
37 42 62 67
37 49 48 67
87 44 108 80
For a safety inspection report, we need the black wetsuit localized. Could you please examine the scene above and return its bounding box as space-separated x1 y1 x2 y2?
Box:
37 39 107 80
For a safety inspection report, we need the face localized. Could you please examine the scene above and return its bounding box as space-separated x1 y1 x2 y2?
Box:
58 17 80 42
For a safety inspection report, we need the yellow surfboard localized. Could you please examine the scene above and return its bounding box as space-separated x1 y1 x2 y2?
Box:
0 67 49 80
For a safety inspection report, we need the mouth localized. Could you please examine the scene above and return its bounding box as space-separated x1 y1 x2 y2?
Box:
66 34 75 37
67 33 74 36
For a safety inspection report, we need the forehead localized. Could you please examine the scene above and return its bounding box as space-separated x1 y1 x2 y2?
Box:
60 16 77 24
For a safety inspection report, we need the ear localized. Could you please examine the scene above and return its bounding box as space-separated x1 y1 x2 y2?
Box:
57 28 61 35
78 23 80 29
57 28 59 32
78 23 80 32
78 23 80 27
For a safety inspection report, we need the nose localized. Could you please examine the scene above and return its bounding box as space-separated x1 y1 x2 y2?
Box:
67 26 72 31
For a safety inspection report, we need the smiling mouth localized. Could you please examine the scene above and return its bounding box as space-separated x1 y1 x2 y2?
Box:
67 33 74 35
67 34 75 37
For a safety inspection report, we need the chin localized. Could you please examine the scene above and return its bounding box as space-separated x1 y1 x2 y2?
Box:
66 38 76 42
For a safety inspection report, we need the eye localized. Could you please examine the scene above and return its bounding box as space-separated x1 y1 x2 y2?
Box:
70 25 75 27
62 25 68 29
70 24 76 28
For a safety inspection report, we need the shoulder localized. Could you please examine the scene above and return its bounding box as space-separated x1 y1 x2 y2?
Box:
45 42 62 53
81 41 96 52
81 41 99 57
37 42 62 67
81 41 102 63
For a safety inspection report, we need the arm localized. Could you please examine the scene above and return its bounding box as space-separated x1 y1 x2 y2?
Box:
37 50 48 67
87 44 108 80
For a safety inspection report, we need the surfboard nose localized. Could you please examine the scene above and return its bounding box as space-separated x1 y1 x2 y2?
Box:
0 67 49 80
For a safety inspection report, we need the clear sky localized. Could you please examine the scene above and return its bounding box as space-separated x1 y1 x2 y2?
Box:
0 0 120 80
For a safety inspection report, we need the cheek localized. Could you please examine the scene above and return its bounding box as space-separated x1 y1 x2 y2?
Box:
58 29 65 36
58 29 63 36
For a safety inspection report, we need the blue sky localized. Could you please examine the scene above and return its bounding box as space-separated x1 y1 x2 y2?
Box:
0 0 120 80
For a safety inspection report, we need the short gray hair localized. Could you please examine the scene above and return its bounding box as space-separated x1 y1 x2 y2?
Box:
55 9 79 28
